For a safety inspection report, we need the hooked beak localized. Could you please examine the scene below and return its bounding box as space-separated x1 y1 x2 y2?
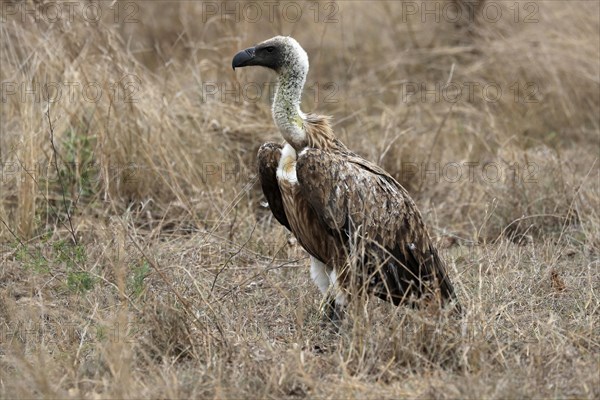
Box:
232 47 256 70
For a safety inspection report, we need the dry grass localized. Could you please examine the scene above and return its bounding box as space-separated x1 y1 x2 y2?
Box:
1 0 598 398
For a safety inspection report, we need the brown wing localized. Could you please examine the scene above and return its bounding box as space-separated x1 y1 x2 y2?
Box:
257 142 290 231
296 148 458 307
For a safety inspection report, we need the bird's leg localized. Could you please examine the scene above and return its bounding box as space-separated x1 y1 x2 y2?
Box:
322 284 349 330
321 293 343 329
311 258 346 328
323 294 336 321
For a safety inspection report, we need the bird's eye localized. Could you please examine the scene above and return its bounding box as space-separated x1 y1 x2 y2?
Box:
266 46 275 53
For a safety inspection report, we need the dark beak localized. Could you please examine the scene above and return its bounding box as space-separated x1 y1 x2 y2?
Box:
232 47 256 70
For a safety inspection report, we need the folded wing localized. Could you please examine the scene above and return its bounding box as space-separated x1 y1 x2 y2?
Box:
257 142 291 231
295 148 458 307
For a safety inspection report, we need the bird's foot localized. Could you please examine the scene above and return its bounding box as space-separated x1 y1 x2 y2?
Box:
320 295 344 331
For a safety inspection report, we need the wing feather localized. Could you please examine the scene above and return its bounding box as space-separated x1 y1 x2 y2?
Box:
296 148 457 306
257 143 291 231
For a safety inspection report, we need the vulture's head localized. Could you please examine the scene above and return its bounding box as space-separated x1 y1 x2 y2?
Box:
232 36 308 76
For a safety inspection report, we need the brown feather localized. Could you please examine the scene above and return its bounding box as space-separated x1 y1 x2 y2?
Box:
257 143 290 231
295 146 458 307
258 115 459 310
304 113 348 152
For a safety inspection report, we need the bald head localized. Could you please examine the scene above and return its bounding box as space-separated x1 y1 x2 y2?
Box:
232 36 309 75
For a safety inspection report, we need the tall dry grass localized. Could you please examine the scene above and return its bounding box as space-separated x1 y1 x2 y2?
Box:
1 0 598 398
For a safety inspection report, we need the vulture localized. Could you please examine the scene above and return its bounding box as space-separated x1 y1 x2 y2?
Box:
232 36 461 322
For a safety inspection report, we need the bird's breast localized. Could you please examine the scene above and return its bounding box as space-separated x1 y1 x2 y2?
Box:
275 144 339 264
276 143 298 184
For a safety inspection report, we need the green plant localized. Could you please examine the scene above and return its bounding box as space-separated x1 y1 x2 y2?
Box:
53 239 93 293
14 242 49 274
129 260 150 298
